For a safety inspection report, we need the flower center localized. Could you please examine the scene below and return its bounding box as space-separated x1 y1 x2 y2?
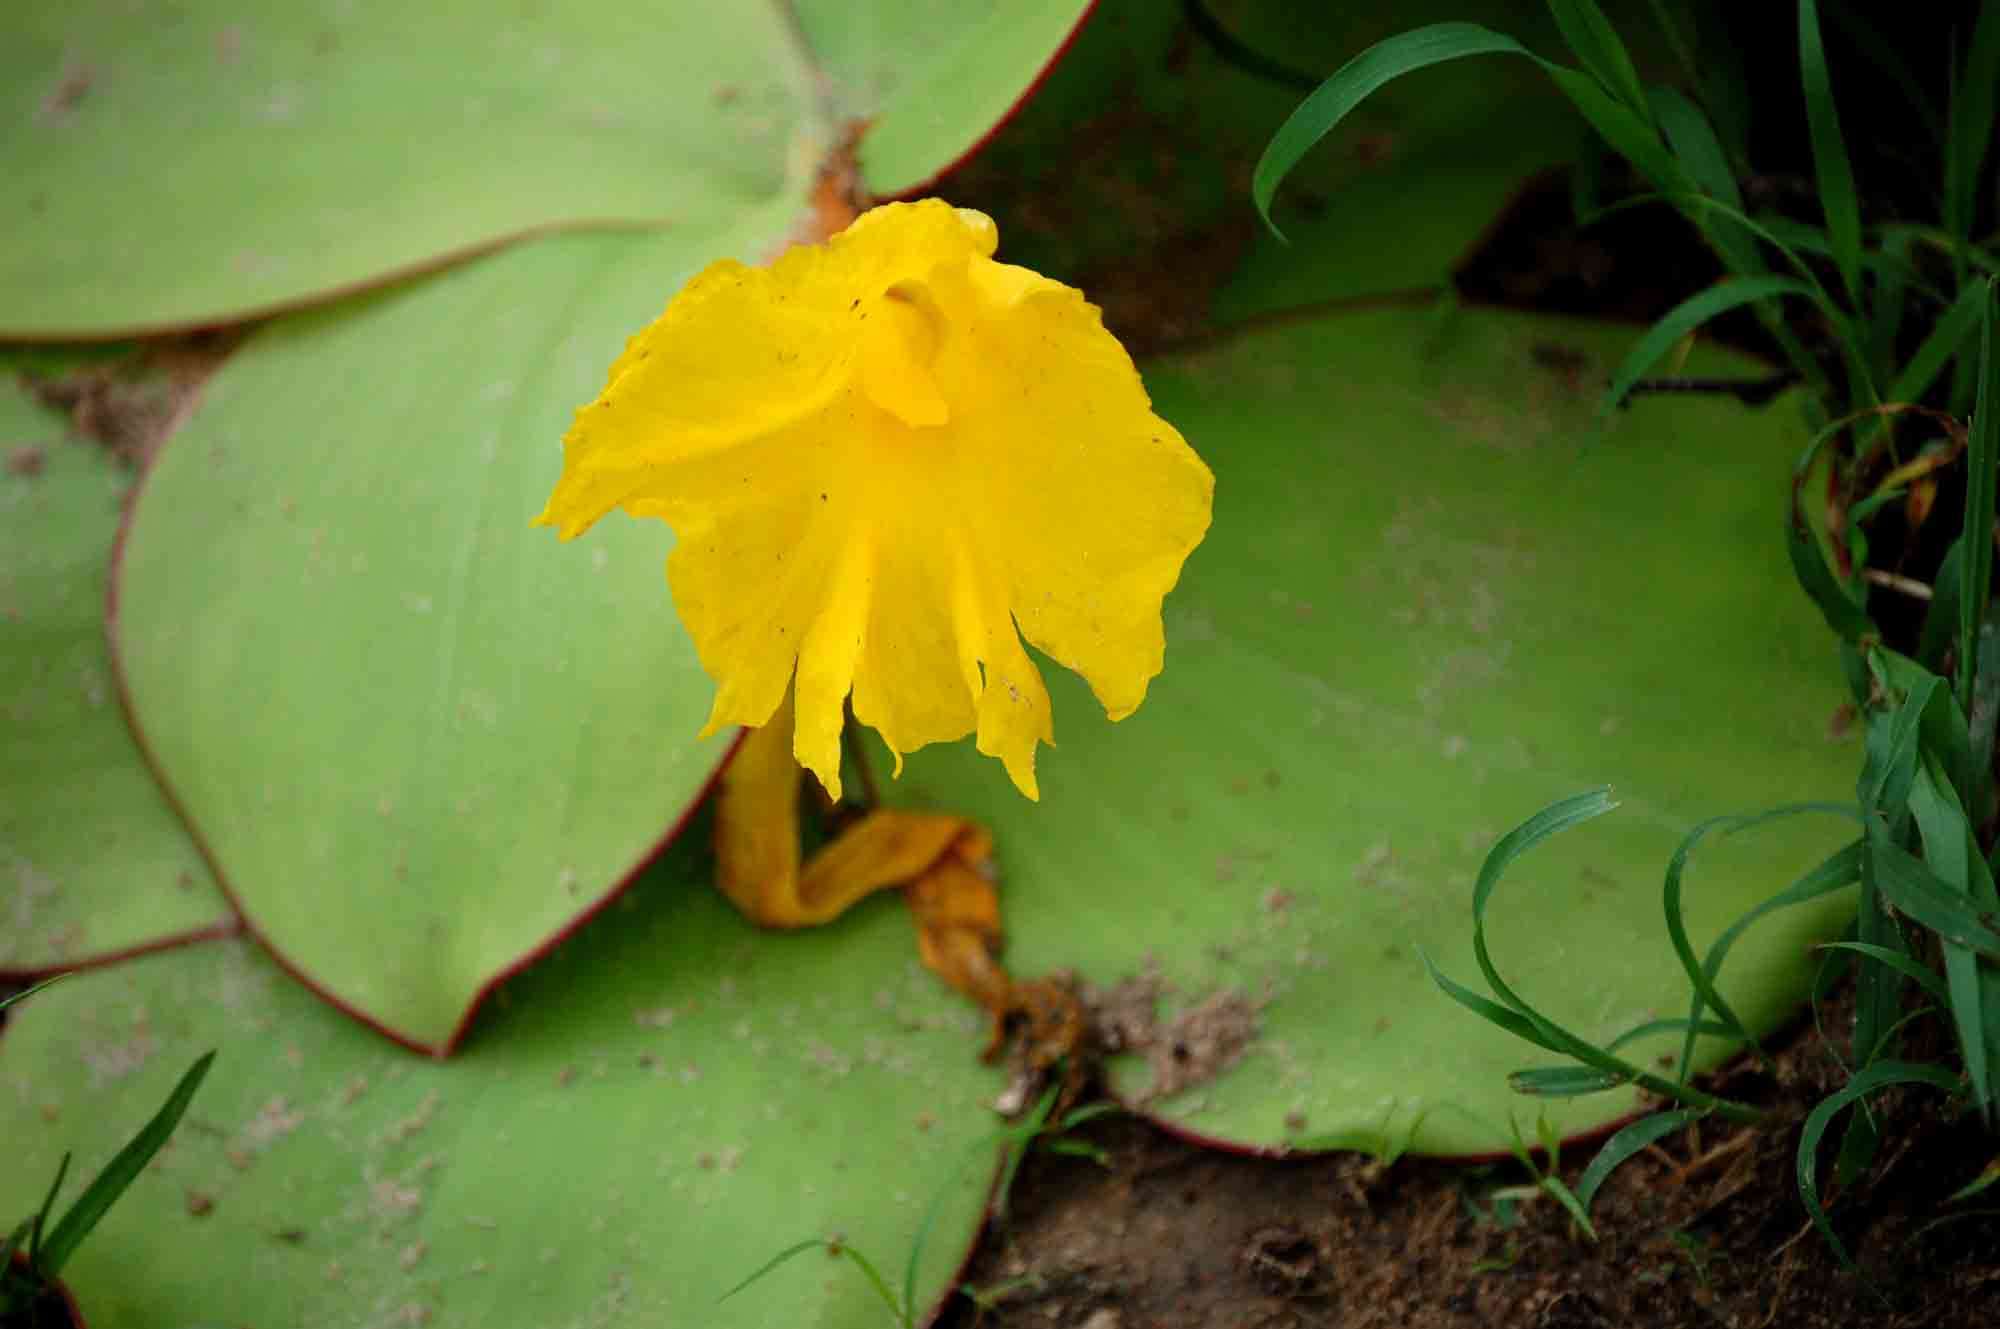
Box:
860 279 950 429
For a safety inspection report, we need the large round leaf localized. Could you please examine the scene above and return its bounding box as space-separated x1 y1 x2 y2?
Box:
891 305 1858 1155
109 224 808 1052
1 0 1089 339
0 832 1002 1329
793 0 1095 197
0 378 231 976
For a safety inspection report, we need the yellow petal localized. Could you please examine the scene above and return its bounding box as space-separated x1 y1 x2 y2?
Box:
944 270 1215 723
789 527 873 801
538 199 1213 798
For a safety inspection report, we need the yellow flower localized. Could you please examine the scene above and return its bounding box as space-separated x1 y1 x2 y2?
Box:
535 200 1213 801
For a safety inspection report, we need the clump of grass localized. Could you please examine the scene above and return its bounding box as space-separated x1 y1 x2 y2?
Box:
2 980 216 1323
1257 0 2000 1279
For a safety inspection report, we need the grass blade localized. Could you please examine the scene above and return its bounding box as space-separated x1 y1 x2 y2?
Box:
1946 5 2000 253
1797 0 1863 307
1603 1016 1737 1053
25 1154 69 1270
1507 1066 1631 1097
1860 667 1941 816
1798 1061 1965 1275
1546 0 1649 113
719 1239 834 1303
1418 948 1565 1053
1605 276 1821 412
1962 282 1998 722
1540 63 1682 190
0 974 69 1016
1665 810 1864 1080
1648 87 1741 210
1254 23 1532 237
0 1217 30 1289
1869 228 1916 387
1886 279 1988 412
37 1051 214 1277
1868 840 2000 957
1871 646 1977 798
1575 1109 1704 1211
1816 941 1952 1005
1441 794 1764 1124
1909 753 1999 1119
1851 845 1909 1071
1919 538 1967 670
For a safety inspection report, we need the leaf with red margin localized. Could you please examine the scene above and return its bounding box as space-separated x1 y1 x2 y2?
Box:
108 225 801 1053
1 0 1091 340
890 304 1859 1156
0 831 1004 1329
794 0 1096 199
0 377 233 978
89 0 1104 1050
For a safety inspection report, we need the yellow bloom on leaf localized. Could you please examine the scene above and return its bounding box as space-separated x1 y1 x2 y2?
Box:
535 200 1213 801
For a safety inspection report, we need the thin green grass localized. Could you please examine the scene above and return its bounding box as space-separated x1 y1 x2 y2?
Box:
1259 1 2000 1275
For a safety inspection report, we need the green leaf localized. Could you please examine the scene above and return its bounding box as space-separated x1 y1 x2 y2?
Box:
0 839 1002 1327
36 1052 214 1278
1945 4 2000 253
1647 87 1740 212
1907 753 2000 1116
1858 652 1960 814
0 974 68 1015
895 304 1859 1153
1574 1108 1704 1211
1661 808 1862 1081
1797 1061 1965 1274
791 0 1093 198
0 1217 30 1295
1815 941 1951 1006
1642 3 1748 166
1885 278 1988 411
1678 837 1864 1081
1851 841 1911 1071
1505 1066 1630 1097
0 1 819 338
1253 23 1536 238
1963 283 1999 721
0 0 1083 337
111 231 781 1051
1603 275 1822 412
1868 840 2000 957
25 1153 68 1270
0 378 231 977
1796 0 1863 307
1545 0 1648 114
1602 1016 1737 1053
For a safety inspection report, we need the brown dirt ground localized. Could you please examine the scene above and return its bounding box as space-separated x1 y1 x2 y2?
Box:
940 991 2000 1329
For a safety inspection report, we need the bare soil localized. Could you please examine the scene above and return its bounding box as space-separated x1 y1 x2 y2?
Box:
941 994 2000 1329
